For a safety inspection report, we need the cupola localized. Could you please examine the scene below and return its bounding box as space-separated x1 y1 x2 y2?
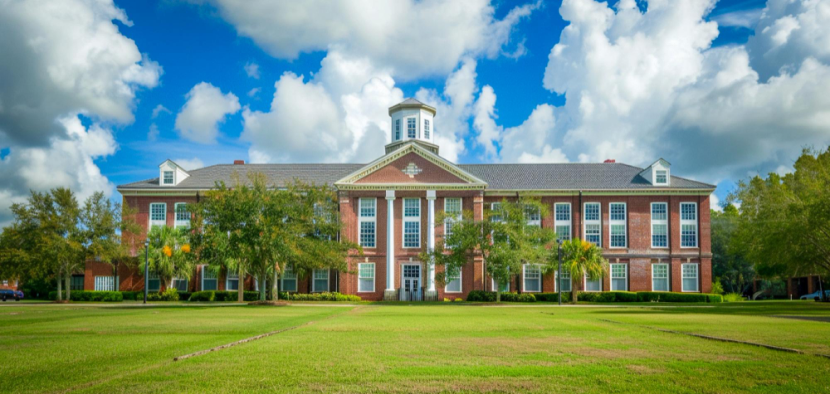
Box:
384 98 439 155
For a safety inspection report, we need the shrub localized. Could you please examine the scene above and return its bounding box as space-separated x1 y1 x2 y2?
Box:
612 291 639 302
711 280 725 295
120 291 140 301
465 291 535 302
454 298 463 302
286 292 361 302
188 291 260 302
48 290 123 302
188 291 215 302
635 292 722 303
723 293 746 302
160 288 179 301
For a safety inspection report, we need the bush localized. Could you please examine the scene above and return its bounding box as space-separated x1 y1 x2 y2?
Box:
285 292 361 302
636 292 722 303
188 291 215 302
723 293 746 302
465 291 535 302
711 280 725 295
48 290 123 302
188 291 260 302
121 291 140 301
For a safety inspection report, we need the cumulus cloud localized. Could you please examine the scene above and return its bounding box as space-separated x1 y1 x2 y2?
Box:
244 61 260 79
711 8 763 29
173 157 205 171
151 104 171 119
174 82 241 144
205 0 537 79
0 0 160 225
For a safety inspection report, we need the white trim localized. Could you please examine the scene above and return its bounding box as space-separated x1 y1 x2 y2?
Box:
583 202 601 247
609 202 627 249
651 263 670 292
610 263 627 291
525 204 541 227
584 274 602 292
174 202 190 228
655 169 668 185
403 198 421 248
556 271 572 292
358 198 377 248
280 265 297 292
312 269 330 293
225 271 239 291
554 203 571 243
492 277 510 292
522 264 542 293
357 263 375 293
444 266 461 293
149 202 166 228
681 263 699 292
444 197 462 240
680 202 698 248
201 265 217 291
650 202 669 248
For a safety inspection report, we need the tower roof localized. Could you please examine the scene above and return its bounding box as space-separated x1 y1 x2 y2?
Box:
388 98 436 116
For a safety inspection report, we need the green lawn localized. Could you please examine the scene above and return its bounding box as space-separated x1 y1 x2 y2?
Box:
2 302 829 393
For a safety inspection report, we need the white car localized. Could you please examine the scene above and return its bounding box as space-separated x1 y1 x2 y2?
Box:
800 290 830 300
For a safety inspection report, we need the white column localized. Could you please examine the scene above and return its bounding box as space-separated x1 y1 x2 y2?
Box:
426 190 436 292
386 190 396 291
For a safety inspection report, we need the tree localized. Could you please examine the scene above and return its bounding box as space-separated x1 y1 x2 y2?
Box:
560 238 608 303
711 204 754 294
420 198 556 302
730 147 830 286
139 225 193 290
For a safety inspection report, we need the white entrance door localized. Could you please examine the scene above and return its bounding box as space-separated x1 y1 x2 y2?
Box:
400 264 422 301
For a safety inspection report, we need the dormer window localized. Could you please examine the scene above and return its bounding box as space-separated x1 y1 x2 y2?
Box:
163 171 174 185
655 170 667 185
407 118 416 138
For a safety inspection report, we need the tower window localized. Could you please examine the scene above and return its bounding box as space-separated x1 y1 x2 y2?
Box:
407 118 416 139
424 119 430 139
395 119 401 140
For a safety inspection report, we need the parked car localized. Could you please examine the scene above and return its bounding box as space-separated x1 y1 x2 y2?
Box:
0 289 22 301
800 290 830 301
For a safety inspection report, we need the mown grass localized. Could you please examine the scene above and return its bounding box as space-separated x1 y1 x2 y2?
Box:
1 302 829 393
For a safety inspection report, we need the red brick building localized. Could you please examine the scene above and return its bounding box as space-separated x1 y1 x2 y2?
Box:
86 98 715 300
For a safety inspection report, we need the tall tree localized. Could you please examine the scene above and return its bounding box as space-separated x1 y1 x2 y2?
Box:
560 238 608 303
139 225 193 290
711 204 754 294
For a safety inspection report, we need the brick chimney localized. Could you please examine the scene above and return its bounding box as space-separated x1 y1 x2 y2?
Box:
604 159 616 163
234 160 245 165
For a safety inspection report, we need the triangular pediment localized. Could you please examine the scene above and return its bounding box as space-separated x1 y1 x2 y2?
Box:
335 143 487 190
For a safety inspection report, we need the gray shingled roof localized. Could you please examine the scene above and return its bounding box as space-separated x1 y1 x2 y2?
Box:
399 98 426 105
117 162 714 191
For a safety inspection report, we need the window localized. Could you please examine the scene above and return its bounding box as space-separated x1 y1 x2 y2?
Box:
610 263 627 291
358 198 376 248
395 119 401 140
358 263 375 292
226 271 239 291
407 118 416 138
651 203 668 248
149 203 166 228
525 205 541 227
94 276 116 291
174 203 190 228
652 263 669 291
163 171 174 185
312 269 329 292
554 203 571 242
281 265 297 292
490 202 502 223
172 277 188 292
523 264 541 292
655 170 667 184
424 119 430 139
681 203 698 247
403 198 420 248
492 277 509 292
444 198 462 239
682 263 699 292
609 203 626 248
445 267 461 293
202 266 217 290
584 203 601 246
70 275 85 291
557 271 572 292
147 271 160 292
585 274 602 292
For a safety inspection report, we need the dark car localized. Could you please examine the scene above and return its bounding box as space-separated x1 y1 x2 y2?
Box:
0 289 22 301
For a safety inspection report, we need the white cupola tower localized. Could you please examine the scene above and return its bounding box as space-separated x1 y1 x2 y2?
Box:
385 98 440 155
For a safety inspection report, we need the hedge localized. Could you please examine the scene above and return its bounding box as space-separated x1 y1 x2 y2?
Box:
48 290 123 302
468 290 722 303
466 291 536 302
188 291 260 302
284 292 361 302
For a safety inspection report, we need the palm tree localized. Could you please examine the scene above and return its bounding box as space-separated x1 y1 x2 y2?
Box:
561 238 608 303
140 226 193 290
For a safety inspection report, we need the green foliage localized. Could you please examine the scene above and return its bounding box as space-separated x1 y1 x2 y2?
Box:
530 291 721 303
47 290 123 302
723 293 746 302
560 238 609 303
188 291 260 302
121 291 140 300
465 291 536 302
710 280 724 295
285 292 361 302
139 226 194 292
711 204 755 294
21 278 55 299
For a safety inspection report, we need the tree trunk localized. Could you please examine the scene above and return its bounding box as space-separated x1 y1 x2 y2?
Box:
56 268 63 301
259 275 267 301
237 267 244 303
65 273 71 301
273 270 279 301
496 290 501 303
571 278 578 303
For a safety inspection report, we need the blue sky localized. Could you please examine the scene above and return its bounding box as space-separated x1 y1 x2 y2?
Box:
2 0 828 223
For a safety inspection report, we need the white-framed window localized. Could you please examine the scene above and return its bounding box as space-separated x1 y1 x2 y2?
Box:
444 198 462 239
172 277 188 292
147 271 160 292
655 170 668 185
554 203 571 243
149 203 166 228
358 198 376 248
395 119 401 140
407 118 416 138
584 274 602 292
584 203 601 246
94 276 116 291
403 198 420 248
609 203 626 248
492 277 510 292
610 263 627 291
163 171 174 185
358 263 375 292
226 271 239 291
280 265 297 292
651 202 668 248
680 203 698 248
523 264 541 292
652 263 670 291
201 266 217 290
312 269 329 292
424 119 430 139
682 263 699 292
525 205 541 227
556 271 572 292
490 202 503 223
174 203 190 228
445 267 462 293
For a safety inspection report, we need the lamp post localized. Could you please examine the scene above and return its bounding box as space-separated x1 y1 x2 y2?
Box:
557 239 563 306
143 239 149 304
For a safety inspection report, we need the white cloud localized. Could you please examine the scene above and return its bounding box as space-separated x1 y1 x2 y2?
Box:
151 104 171 119
173 157 205 171
174 82 241 144
0 0 160 225
244 61 260 79
710 193 722 212
148 123 160 141
247 87 261 98
712 8 763 28
205 0 537 79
